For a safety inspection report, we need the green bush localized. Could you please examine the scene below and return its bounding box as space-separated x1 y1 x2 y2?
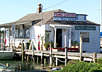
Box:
68 59 79 64
55 61 102 72
97 58 102 64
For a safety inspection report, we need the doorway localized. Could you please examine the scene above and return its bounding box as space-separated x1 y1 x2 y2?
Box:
56 29 62 47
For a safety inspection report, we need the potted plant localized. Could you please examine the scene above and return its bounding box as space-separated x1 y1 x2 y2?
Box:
71 41 76 48
75 42 79 48
44 42 50 50
51 41 54 48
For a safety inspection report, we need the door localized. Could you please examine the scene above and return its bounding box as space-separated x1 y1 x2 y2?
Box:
56 29 62 47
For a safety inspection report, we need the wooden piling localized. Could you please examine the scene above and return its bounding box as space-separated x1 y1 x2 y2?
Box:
37 56 39 64
65 47 67 66
80 35 83 61
44 58 46 66
93 52 97 63
31 51 34 62
25 53 27 61
41 52 44 69
56 57 58 66
26 63 30 71
19 64 22 71
65 35 67 66
49 41 52 66
22 42 24 61
6 63 10 67
27 54 29 61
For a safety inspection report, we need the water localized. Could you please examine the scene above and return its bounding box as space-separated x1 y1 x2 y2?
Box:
0 60 41 71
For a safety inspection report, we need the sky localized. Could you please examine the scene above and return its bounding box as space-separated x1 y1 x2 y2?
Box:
0 0 102 31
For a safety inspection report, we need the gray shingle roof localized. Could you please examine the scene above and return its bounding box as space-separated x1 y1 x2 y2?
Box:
16 9 66 26
16 9 100 26
0 9 100 27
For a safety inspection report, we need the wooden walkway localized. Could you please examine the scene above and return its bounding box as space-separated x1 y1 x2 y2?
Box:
16 49 102 62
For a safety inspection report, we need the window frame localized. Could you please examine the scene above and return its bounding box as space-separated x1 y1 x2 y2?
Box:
80 32 89 43
15 28 30 38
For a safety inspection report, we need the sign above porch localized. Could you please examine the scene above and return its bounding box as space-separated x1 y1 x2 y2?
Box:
53 12 87 22
75 26 96 30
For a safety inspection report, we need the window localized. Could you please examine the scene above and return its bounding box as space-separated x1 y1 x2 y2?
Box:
15 28 30 38
25 29 30 38
19 29 24 38
82 38 89 42
80 32 89 43
15 29 18 38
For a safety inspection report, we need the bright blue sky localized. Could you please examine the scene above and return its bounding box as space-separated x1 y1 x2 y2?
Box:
0 0 101 31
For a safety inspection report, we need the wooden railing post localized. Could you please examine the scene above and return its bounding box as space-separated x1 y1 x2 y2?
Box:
22 42 24 61
41 52 44 69
65 47 67 66
80 35 83 61
93 52 97 63
49 41 52 66
65 35 67 66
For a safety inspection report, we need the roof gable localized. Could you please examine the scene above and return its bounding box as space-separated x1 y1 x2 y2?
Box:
16 9 65 25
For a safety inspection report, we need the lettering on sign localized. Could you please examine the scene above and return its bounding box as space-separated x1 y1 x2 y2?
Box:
54 12 76 17
75 26 96 30
53 17 76 21
53 12 87 22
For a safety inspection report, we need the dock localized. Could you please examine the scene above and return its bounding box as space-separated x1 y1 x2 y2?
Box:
15 48 102 66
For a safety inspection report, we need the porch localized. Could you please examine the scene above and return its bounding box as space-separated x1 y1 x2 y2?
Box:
50 24 72 48
0 21 32 50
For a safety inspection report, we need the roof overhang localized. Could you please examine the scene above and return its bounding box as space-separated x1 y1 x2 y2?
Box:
0 21 32 28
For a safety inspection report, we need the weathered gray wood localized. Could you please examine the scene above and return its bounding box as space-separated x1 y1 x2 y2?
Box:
56 57 58 66
37 56 39 64
49 42 52 66
93 52 97 63
26 63 30 70
16 49 102 62
65 47 67 65
44 58 46 66
22 42 24 61
80 35 83 61
41 52 44 68
27 54 29 61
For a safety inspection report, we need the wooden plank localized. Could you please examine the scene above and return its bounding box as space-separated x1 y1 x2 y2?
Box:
83 58 93 62
16 50 102 60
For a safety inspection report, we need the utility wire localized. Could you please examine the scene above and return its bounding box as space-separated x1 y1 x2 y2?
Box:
43 0 68 10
